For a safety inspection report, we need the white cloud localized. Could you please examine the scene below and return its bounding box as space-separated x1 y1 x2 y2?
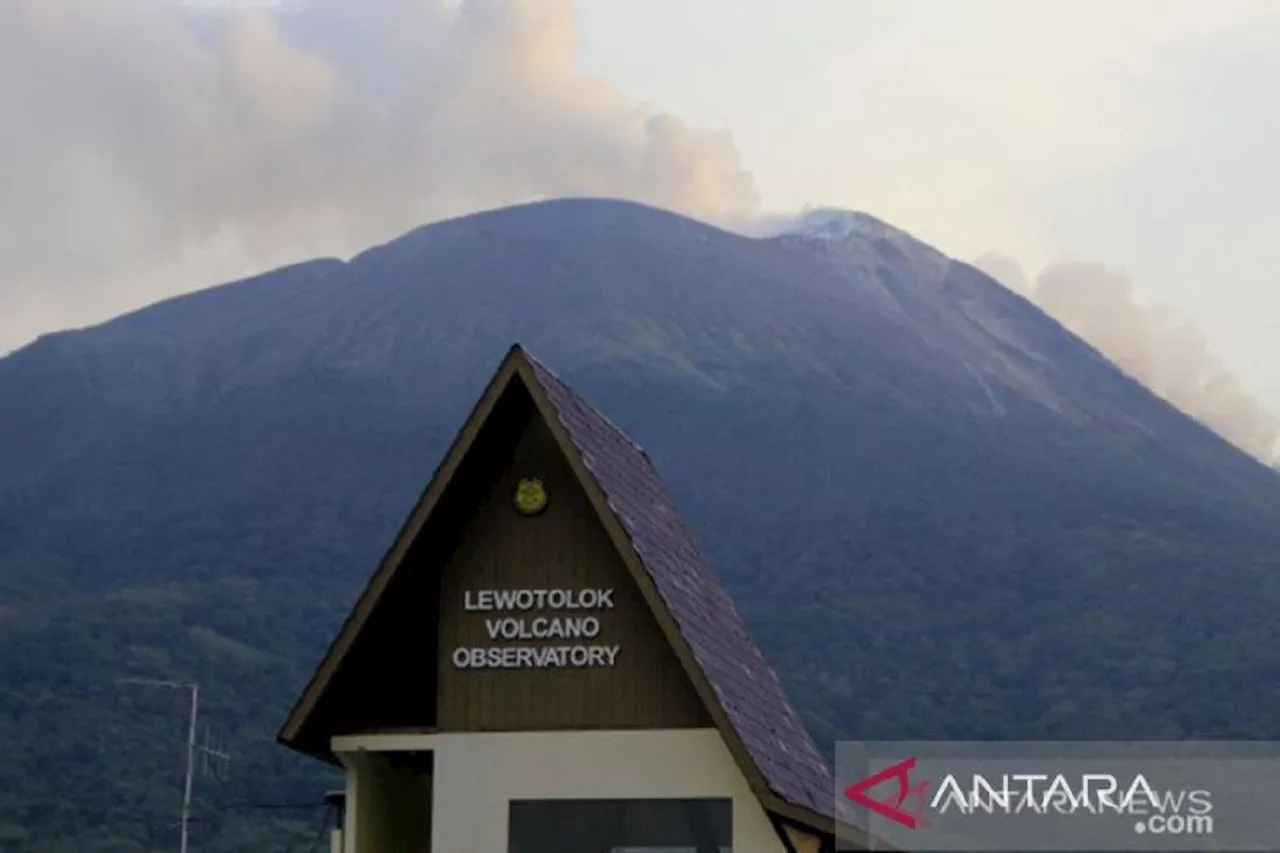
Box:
0 0 757 352
975 253 1279 462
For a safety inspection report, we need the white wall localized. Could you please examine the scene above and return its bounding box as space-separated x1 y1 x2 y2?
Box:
333 728 789 853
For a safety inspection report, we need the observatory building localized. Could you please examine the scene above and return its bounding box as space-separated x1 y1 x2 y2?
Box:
278 345 877 853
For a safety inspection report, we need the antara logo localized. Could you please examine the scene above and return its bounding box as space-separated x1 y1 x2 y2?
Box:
843 756 1216 839
844 757 932 830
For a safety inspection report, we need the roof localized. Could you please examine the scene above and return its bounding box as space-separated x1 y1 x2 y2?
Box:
523 354 838 822
279 343 859 839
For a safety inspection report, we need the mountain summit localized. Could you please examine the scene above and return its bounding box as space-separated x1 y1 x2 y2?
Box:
2 198 1279 851
778 206 926 245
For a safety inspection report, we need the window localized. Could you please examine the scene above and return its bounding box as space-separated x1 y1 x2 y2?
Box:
508 798 732 853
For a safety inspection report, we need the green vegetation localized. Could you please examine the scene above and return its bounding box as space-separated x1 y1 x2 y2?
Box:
2 200 1278 851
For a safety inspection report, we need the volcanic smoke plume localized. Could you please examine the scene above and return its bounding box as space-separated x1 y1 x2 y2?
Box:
974 253 1279 463
0 0 758 352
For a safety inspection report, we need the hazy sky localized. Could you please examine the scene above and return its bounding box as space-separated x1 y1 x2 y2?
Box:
2 0 1277 451
572 0 1280 410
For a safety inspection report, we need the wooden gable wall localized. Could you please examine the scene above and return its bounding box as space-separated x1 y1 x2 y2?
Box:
290 377 709 753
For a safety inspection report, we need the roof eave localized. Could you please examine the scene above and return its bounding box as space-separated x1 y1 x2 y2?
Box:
277 344 529 747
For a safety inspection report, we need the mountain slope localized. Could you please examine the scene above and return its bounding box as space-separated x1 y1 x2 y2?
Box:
1 198 1279 853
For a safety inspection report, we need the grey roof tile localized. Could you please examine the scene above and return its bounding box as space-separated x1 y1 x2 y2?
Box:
525 353 836 820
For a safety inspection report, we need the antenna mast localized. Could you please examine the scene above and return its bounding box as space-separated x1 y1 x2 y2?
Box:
119 678 231 853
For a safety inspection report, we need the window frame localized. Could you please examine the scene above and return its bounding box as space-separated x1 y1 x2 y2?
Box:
507 796 734 853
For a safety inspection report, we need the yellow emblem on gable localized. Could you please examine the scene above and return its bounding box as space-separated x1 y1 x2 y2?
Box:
513 477 548 516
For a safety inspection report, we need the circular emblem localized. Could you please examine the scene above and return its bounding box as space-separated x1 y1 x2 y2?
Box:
513 477 548 516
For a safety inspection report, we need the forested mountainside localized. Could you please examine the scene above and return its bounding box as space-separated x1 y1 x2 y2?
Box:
2 199 1278 852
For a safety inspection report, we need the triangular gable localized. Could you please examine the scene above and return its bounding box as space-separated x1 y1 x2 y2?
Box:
279 344 856 841
432 403 711 731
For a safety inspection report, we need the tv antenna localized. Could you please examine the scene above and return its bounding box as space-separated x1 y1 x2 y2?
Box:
118 678 232 853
